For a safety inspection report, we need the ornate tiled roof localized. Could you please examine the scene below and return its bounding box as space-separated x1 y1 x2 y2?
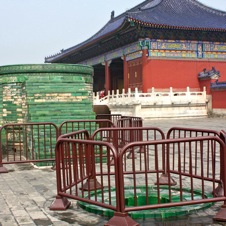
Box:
127 0 226 31
211 81 226 89
198 67 220 80
45 0 226 62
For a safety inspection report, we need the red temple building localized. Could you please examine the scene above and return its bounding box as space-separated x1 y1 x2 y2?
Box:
45 0 226 115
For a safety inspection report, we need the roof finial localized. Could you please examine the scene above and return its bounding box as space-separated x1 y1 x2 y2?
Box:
111 11 115 20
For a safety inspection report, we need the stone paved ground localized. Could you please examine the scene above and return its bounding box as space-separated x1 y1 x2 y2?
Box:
1 117 226 226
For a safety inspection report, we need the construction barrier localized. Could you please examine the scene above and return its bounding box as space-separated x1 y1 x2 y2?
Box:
50 129 226 224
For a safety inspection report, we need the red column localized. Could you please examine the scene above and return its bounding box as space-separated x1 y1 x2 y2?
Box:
142 48 149 92
123 56 128 92
105 61 110 93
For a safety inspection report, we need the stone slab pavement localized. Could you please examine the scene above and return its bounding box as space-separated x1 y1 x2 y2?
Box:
1 117 226 226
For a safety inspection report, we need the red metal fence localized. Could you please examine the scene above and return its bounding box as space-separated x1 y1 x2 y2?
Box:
96 114 143 128
117 136 226 224
1 117 226 224
0 120 115 173
51 137 120 212
91 127 165 162
0 117 143 173
96 114 122 125
0 122 58 172
167 127 220 139
50 128 226 225
59 119 115 135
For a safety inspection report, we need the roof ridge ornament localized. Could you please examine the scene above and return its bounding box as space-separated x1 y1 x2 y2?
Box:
111 11 115 20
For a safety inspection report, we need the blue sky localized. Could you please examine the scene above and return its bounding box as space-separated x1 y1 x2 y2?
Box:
1 0 226 66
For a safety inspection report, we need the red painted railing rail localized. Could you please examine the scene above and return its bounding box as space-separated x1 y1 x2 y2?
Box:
91 127 165 162
59 119 115 135
96 114 122 125
167 127 220 139
96 114 143 128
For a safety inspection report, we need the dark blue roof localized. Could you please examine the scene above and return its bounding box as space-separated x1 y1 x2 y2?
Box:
211 81 226 89
198 67 220 80
127 0 226 31
96 0 226 38
45 0 226 62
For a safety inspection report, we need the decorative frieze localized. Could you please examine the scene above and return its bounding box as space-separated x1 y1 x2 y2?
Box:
80 38 226 67
126 51 143 61
147 39 226 60
80 42 142 65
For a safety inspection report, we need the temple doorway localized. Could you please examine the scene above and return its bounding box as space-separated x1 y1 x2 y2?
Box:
93 57 124 93
93 64 105 93
109 58 124 92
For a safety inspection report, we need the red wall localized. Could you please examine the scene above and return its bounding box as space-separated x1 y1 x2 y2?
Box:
142 59 226 92
212 90 226 108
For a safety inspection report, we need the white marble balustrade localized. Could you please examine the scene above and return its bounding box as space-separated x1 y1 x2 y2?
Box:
93 87 207 106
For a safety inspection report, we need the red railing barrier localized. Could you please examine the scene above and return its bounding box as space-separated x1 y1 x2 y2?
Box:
50 128 226 224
